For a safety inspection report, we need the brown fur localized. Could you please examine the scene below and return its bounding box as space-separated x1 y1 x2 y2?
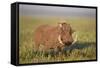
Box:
33 23 73 52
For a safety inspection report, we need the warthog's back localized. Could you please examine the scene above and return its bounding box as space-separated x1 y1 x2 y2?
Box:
33 25 61 51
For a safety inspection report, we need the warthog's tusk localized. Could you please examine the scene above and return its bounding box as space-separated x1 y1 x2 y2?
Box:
72 33 78 45
58 35 64 45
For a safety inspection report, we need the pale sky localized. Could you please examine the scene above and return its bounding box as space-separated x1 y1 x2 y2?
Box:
19 4 96 18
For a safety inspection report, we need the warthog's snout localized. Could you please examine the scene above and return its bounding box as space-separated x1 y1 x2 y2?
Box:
64 40 73 45
65 42 72 45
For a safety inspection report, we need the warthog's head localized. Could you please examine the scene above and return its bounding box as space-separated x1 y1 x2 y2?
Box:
58 21 76 46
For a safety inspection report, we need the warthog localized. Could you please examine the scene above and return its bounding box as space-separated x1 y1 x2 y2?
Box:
33 22 77 53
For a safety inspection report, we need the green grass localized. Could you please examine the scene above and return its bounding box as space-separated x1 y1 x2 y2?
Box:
19 16 96 64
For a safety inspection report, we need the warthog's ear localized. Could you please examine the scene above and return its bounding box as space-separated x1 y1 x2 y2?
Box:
58 23 62 28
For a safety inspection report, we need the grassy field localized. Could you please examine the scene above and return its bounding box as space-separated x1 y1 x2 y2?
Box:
19 16 96 64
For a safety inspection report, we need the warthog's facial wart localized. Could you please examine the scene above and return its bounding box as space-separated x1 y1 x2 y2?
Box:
58 35 64 45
